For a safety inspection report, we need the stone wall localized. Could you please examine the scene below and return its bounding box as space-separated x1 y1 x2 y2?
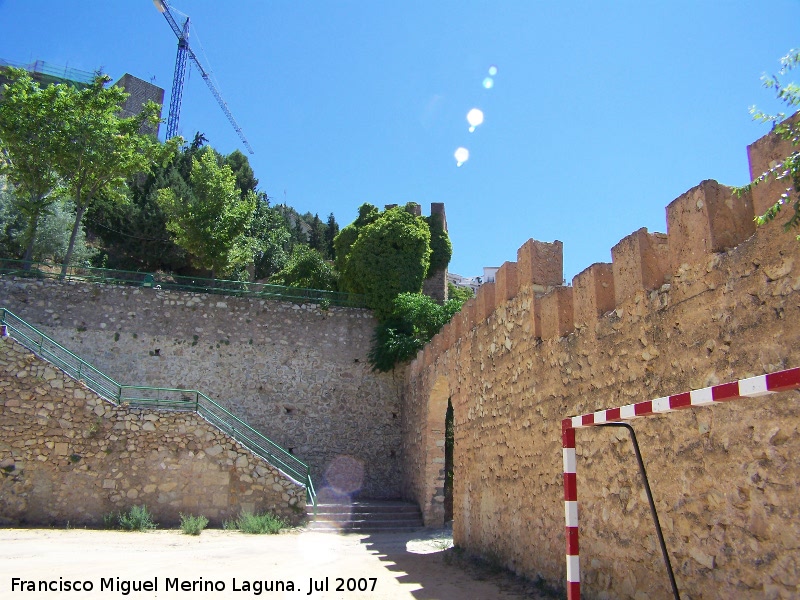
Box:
0 336 304 526
401 123 800 598
0 285 403 500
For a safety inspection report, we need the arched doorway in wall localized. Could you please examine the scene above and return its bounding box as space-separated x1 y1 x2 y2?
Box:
426 375 450 527
444 397 454 523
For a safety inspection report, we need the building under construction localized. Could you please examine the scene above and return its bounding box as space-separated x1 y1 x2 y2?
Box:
0 58 164 137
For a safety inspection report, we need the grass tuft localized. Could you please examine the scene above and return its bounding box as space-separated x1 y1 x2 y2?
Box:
179 513 209 536
223 510 287 534
117 505 157 531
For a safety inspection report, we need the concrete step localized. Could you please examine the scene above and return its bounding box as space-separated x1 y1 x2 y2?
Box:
307 500 423 533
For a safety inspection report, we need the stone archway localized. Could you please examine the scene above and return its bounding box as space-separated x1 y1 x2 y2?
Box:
422 375 450 527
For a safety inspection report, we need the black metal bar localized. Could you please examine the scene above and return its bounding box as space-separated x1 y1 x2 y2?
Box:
596 422 680 600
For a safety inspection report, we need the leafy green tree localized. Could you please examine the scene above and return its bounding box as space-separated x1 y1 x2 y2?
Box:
224 149 258 198
368 292 465 371
157 147 256 278
54 74 176 277
0 177 28 258
307 213 326 256
339 206 432 318
85 151 192 272
251 193 291 280
324 212 339 259
744 48 800 239
0 67 66 265
31 198 96 265
269 245 337 291
448 281 474 303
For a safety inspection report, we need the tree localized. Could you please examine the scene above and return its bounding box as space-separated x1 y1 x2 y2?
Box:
324 212 339 260
0 67 66 266
224 149 258 199
157 147 256 278
333 203 379 277
269 245 338 291
85 159 188 272
744 49 800 239
368 292 465 371
338 206 432 318
251 193 291 280
448 281 474 303
54 74 176 277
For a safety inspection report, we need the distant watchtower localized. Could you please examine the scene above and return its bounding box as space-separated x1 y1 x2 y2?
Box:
422 202 448 303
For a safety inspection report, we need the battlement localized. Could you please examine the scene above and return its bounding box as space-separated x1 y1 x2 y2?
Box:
401 118 800 598
417 121 798 360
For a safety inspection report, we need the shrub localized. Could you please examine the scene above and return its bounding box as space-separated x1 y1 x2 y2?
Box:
179 513 209 536
224 510 287 534
117 505 157 531
368 292 466 371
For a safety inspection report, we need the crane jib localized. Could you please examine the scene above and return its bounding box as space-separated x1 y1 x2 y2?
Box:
153 0 254 154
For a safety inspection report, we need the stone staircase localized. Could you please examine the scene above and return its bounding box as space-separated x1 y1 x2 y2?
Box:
307 500 424 533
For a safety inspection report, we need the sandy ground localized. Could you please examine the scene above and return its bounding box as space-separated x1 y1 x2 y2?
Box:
0 527 558 600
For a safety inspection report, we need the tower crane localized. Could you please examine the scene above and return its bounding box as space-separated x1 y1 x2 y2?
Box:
152 0 254 154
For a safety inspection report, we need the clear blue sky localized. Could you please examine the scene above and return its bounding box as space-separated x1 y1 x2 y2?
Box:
1 1 798 281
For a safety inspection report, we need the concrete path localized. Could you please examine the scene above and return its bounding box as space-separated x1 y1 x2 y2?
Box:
0 528 558 599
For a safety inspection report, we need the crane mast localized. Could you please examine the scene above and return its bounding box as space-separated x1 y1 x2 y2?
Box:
152 0 254 154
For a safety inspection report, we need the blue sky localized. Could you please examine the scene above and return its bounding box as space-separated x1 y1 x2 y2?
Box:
1 1 799 281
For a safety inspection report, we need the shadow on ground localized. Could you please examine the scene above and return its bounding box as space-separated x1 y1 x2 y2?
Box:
357 528 564 600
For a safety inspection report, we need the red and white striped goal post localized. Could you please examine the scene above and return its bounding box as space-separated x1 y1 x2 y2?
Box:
561 366 800 600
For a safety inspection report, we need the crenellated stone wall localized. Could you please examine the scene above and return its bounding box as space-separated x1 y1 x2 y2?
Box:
401 123 800 598
0 285 404 500
0 336 304 527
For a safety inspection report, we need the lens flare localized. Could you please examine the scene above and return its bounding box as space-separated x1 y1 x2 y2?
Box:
454 147 469 167
482 77 494 89
467 108 484 133
488 65 498 76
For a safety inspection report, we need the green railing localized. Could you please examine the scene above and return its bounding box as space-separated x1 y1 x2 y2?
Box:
0 258 366 309
0 308 316 506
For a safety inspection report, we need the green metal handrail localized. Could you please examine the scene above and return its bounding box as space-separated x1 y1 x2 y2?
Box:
0 258 366 309
0 308 316 506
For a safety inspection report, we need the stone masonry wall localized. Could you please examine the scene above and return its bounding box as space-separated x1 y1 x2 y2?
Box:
0 286 403 500
402 123 800 599
0 336 304 526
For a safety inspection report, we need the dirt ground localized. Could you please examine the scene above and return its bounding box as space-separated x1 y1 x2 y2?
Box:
0 527 561 600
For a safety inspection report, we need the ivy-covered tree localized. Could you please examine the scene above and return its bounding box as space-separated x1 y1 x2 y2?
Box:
333 202 379 276
338 205 432 318
157 147 256 279
426 211 452 274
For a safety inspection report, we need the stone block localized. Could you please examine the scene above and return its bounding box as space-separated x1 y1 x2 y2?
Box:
539 287 574 340
747 113 800 217
476 282 496 322
572 263 615 329
516 239 563 292
666 179 755 273
495 261 519 303
611 228 669 305
462 298 477 330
